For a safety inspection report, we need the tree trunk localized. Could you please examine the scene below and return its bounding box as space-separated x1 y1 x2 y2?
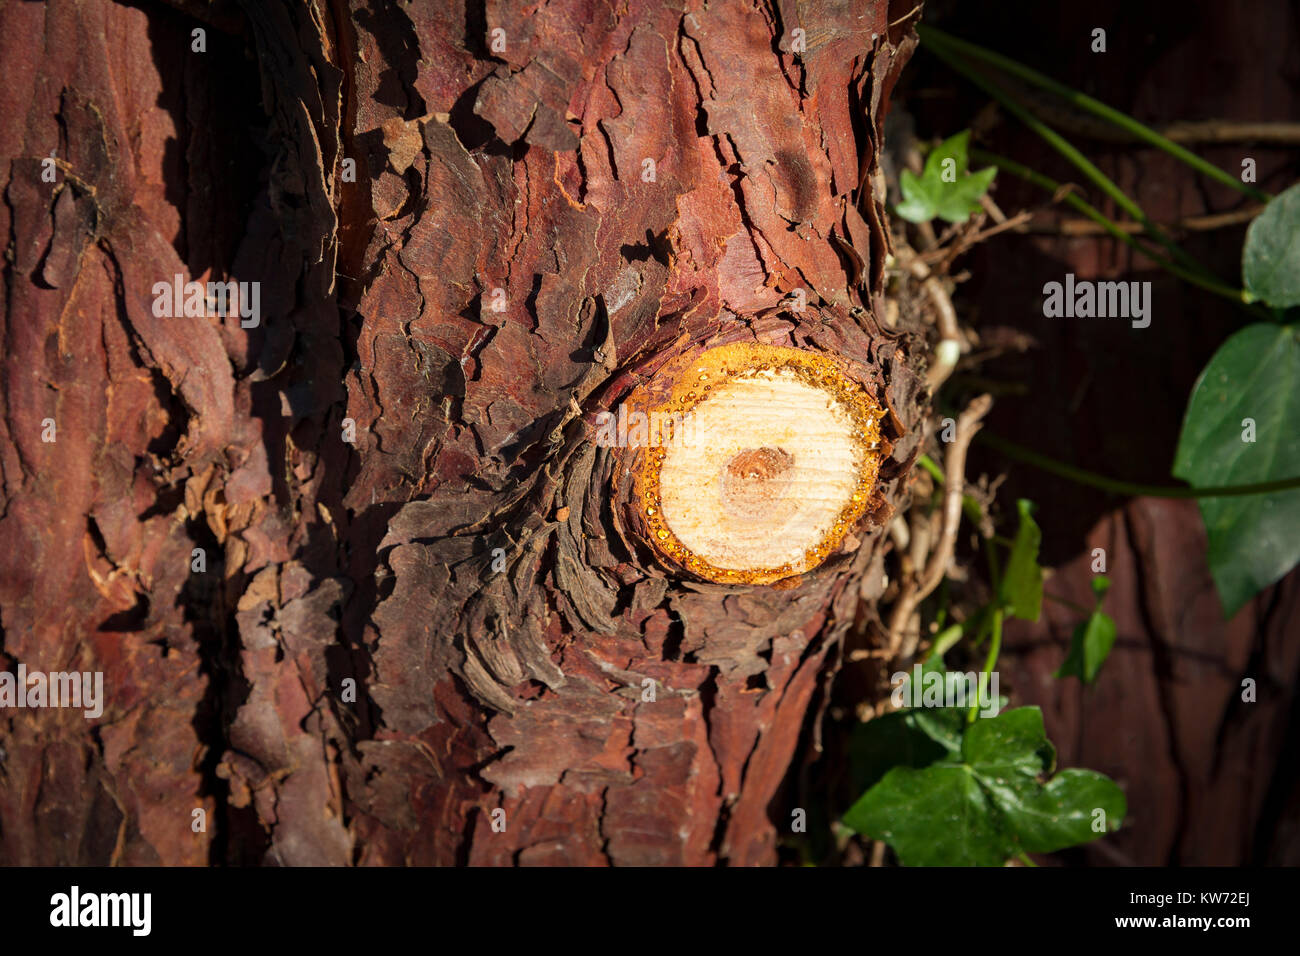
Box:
0 0 924 865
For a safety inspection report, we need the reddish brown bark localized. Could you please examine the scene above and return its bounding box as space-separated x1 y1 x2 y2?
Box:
0 0 924 865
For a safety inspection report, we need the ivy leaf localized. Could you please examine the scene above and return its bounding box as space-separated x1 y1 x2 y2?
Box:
894 130 997 224
961 706 1056 776
895 170 938 223
844 765 1010 866
843 707 1126 866
848 710 952 795
910 706 970 756
1056 576 1117 683
849 657 1009 809
999 499 1043 621
982 768 1128 855
1243 181 1300 307
934 166 997 223
1172 323 1300 617
850 657 970 794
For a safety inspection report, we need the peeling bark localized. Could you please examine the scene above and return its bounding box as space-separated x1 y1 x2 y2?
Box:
0 0 924 866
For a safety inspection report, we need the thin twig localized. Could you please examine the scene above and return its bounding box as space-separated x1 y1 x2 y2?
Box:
1025 204 1264 237
921 209 1035 268
886 394 994 659
898 248 965 391
979 192 1008 224
1158 119 1300 145
887 3 923 29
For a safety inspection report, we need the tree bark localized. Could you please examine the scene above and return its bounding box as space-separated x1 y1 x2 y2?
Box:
0 0 924 865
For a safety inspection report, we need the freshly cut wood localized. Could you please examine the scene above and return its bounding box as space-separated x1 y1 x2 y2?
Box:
633 344 885 585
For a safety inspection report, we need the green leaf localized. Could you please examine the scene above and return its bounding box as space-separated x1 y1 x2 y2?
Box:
848 710 951 795
982 769 1126 854
889 656 1006 741
961 712 1124 856
1055 611 1117 683
894 130 996 224
910 706 969 757
999 499 1043 621
1056 575 1117 683
850 657 966 794
961 706 1056 775
843 707 1126 865
844 765 1010 866
926 129 974 180
895 170 936 224
934 167 997 224
1243 181 1300 307
1172 323 1300 616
